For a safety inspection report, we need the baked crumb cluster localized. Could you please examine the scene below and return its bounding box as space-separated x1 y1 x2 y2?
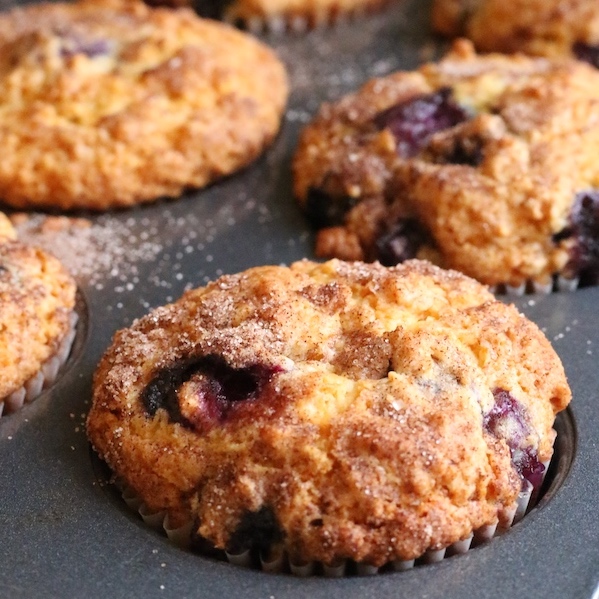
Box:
0 214 77 405
0 0 288 210
432 0 599 65
293 41 599 288
87 259 571 567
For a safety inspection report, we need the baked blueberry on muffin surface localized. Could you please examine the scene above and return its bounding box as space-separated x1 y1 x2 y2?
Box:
293 41 599 289
87 259 571 568
0 0 288 211
432 0 599 66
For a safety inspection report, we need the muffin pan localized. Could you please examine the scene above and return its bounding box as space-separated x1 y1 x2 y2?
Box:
0 0 598 597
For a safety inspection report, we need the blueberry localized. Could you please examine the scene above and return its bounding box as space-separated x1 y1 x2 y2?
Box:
227 506 284 553
374 218 431 265
556 190 599 285
304 186 358 228
59 34 111 59
141 356 283 428
572 42 599 68
141 360 192 424
515 447 546 491
483 388 545 490
373 87 470 158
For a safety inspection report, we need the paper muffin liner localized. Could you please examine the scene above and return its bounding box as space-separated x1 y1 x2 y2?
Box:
491 273 580 297
221 0 388 34
115 452 553 577
0 311 79 417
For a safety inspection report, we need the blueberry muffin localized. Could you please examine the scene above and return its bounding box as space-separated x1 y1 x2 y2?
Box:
148 0 389 33
87 259 571 570
0 0 288 211
0 228 77 415
293 40 599 290
432 0 599 67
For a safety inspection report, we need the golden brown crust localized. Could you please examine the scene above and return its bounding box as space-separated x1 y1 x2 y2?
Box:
87 259 571 566
0 239 77 399
431 0 599 57
0 0 288 211
293 41 599 287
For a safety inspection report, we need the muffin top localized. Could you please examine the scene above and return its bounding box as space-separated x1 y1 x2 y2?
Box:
0 0 288 210
0 235 77 399
87 259 570 566
293 40 599 287
432 0 599 63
